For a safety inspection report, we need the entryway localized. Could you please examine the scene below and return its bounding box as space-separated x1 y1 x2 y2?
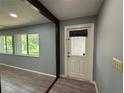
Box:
49 77 96 93
64 24 94 81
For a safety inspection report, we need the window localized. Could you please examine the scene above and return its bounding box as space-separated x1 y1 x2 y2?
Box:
0 33 39 57
28 34 39 57
0 35 13 54
15 34 39 57
69 30 87 56
0 36 6 53
15 34 27 55
6 36 13 54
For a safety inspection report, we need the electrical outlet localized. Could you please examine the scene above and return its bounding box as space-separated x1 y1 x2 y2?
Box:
112 57 123 72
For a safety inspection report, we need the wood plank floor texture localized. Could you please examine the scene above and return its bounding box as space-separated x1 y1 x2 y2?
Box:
49 78 96 93
0 65 96 93
0 65 56 93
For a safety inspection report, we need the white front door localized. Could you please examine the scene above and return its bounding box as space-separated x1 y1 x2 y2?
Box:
65 24 94 81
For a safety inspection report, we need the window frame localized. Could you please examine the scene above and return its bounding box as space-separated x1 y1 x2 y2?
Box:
0 33 40 57
6 35 14 54
28 33 40 57
0 34 13 54
14 33 40 57
14 34 28 56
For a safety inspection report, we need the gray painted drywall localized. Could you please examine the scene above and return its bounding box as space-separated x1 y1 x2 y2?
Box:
60 16 97 74
0 23 56 75
0 16 96 75
94 0 123 93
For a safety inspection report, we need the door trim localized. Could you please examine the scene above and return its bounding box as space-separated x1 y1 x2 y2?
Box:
64 23 94 82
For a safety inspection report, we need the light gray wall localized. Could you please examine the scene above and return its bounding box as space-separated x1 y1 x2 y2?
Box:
94 0 123 93
0 16 97 75
60 16 97 74
0 23 56 75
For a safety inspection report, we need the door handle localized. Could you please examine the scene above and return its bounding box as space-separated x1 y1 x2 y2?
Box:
67 52 70 58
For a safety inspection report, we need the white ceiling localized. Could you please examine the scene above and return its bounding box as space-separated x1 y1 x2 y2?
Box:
39 0 103 20
0 0 103 30
0 0 50 30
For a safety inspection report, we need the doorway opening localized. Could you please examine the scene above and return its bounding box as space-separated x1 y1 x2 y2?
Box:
64 23 94 82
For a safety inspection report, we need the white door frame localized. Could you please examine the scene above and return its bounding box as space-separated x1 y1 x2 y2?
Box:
64 23 94 82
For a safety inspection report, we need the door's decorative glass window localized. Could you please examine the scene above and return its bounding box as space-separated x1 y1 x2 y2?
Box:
70 37 86 56
69 30 88 56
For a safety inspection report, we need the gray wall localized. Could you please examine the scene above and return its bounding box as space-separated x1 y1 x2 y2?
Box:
94 0 123 93
0 23 56 75
0 16 97 75
60 16 97 74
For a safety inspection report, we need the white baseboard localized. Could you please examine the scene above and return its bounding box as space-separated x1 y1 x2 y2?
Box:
0 63 56 77
91 81 99 93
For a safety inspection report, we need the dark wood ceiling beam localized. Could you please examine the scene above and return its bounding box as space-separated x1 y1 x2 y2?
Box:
27 0 60 88
27 0 60 78
27 0 59 24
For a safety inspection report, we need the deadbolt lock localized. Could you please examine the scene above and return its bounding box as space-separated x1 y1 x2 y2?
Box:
67 38 70 40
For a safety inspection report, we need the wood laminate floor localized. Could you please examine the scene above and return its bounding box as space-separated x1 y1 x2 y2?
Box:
0 64 96 93
49 78 96 93
0 64 56 93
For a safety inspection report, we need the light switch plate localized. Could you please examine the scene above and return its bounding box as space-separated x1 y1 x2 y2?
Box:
112 57 123 72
